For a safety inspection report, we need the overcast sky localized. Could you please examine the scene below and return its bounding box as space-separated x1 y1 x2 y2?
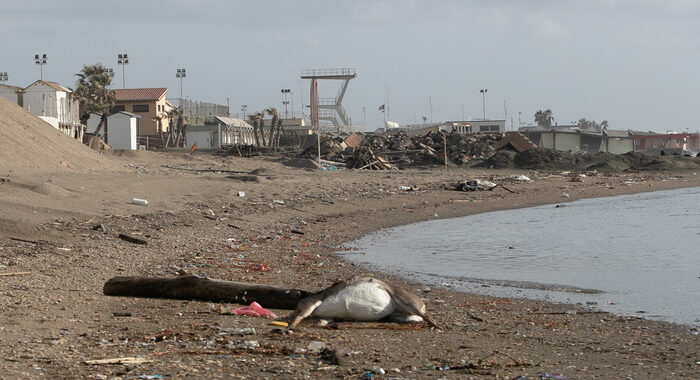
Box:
3 0 699 132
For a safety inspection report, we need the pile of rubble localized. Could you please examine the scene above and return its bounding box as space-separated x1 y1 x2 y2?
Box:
342 131 501 169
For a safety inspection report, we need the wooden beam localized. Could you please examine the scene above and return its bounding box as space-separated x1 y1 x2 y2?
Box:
103 275 311 310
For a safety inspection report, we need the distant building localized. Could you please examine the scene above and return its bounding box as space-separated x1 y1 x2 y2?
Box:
22 80 81 138
113 88 172 137
519 125 634 154
631 132 700 155
185 116 255 149
0 83 22 104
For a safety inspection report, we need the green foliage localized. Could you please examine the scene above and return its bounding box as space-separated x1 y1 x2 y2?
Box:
74 63 116 124
534 109 554 128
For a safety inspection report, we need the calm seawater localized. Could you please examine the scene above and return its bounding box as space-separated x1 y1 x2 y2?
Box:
346 187 700 327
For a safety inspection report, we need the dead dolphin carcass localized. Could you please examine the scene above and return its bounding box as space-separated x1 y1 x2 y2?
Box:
285 277 438 329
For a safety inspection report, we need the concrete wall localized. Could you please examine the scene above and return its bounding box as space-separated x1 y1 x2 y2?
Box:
553 132 580 152
605 138 634 154
186 131 214 149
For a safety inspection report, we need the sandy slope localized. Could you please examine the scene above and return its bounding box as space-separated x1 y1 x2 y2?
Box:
0 96 117 171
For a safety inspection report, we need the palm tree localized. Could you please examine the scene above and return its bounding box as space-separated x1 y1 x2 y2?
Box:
74 63 116 137
265 107 279 148
248 113 263 148
534 109 554 128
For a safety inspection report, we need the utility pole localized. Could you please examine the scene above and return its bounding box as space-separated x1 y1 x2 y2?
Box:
428 96 433 123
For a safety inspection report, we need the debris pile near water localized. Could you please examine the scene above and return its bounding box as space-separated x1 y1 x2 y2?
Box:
343 131 502 170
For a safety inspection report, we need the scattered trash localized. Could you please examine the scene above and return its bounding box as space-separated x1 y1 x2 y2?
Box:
237 327 256 335
290 228 305 235
130 198 148 206
514 175 531 181
539 374 568 380
91 224 107 233
137 375 163 380
362 372 373 380
272 199 285 205
241 340 259 349
269 321 289 327
307 341 326 353
237 191 245 197
232 302 278 319
399 186 413 191
561 192 570 198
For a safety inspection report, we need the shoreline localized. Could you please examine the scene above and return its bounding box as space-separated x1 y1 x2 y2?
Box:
342 185 700 329
1 155 699 379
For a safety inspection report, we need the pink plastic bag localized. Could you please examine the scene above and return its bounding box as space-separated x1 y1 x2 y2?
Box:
233 302 278 319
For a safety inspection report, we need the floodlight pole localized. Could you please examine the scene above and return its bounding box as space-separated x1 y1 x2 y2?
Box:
117 53 129 89
34 54 47 80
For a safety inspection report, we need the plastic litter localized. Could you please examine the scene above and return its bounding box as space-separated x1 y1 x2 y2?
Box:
539 373 568 380
514 175 531 181
131 198 148 206
238 191 245 197
561 192 570 198
233 302 278 319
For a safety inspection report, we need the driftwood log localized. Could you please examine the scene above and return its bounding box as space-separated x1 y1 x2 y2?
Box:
103 275 311 310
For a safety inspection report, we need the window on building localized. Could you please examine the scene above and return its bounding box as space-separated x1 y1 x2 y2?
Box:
480 125 500 132
133 104 149 113
111 105 126 113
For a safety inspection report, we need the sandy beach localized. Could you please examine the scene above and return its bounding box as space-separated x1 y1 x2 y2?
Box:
1 149 698 379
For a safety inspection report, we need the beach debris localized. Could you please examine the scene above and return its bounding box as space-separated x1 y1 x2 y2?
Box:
307 341 326 353
232 302 278 319
513 175 531 181
451 179 515 193
238 191 245 197
85 357 152 365
539 373 568 380
285 277 438 329
118 233 148 245
92 224 107 232
130 198 148 206
0 271 33 277
561 192 570 198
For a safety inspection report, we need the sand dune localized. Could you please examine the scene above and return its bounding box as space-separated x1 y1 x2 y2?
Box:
0 96 117 171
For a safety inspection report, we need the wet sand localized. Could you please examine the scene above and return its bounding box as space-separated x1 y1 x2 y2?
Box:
1 151 699 379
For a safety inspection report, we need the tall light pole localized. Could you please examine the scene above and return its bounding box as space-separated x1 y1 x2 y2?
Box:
0 72 8 84
176 68 186 111
105 68 114 88
225 97 230 116
117 53 128 89
34 54 47 80
241 104 247 119
480 89 488 120
281 88 290 118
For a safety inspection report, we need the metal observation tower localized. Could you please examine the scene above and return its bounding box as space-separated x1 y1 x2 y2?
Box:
301 68 356 133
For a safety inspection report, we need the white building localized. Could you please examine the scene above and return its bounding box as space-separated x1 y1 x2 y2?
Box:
23 80 81 138
86 112 140 150
185 116 255 149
